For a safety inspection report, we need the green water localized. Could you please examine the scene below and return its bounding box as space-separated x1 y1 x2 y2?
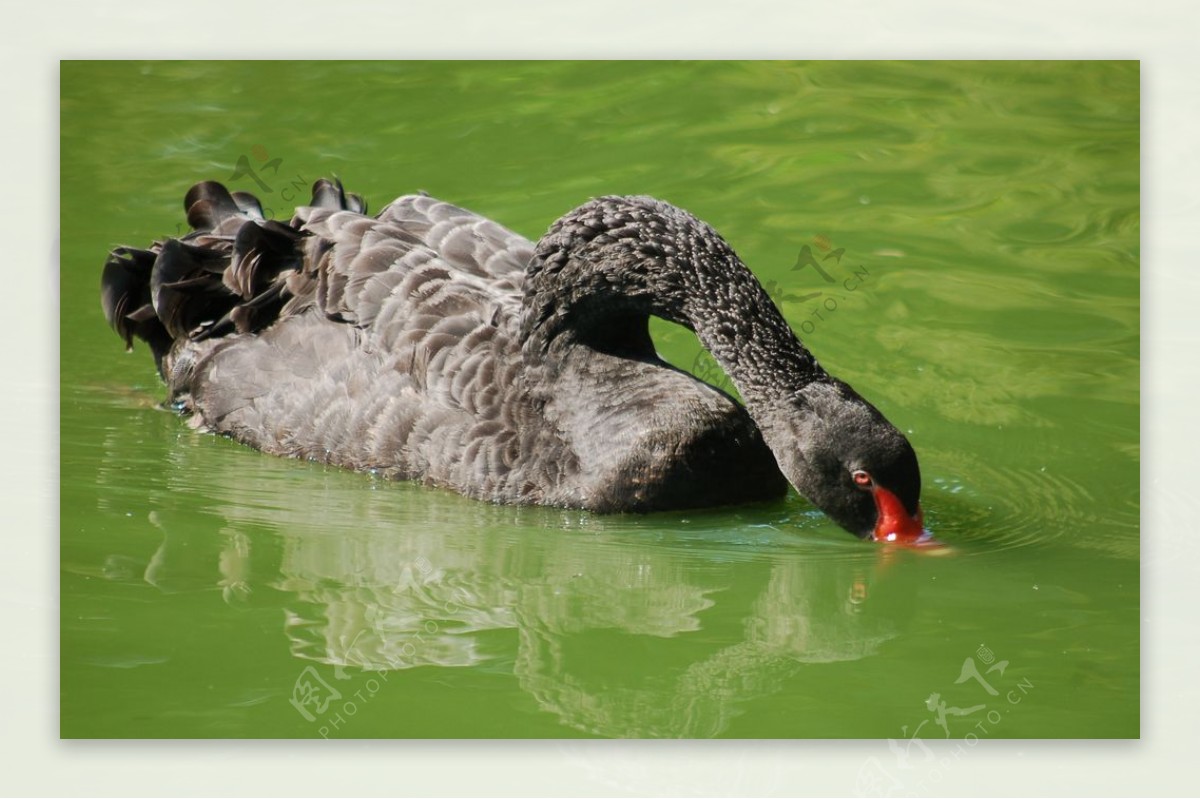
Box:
60 61 1139 741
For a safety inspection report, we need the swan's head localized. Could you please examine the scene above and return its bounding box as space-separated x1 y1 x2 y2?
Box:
766 380 926 544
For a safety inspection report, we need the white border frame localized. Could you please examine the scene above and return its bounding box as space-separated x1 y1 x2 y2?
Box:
9 1 1194 795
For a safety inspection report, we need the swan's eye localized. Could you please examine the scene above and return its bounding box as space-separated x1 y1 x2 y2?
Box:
852 470 873 488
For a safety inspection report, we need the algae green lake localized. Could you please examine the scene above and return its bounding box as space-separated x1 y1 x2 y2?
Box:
60 61 1138 742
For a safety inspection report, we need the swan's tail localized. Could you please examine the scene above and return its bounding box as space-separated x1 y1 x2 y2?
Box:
100 179 366 376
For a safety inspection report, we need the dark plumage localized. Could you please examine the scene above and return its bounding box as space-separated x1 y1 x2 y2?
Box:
102 180 925 541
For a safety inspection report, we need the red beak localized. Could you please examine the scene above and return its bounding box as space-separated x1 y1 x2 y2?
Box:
870 485 926 544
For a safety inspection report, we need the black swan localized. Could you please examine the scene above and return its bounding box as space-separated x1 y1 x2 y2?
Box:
101 180 925 543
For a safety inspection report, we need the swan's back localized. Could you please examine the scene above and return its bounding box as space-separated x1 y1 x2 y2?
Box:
107 182 553 495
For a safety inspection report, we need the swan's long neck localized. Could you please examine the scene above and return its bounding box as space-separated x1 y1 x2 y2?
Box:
521 195 830 410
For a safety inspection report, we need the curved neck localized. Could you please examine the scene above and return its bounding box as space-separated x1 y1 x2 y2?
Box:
520 195 829 407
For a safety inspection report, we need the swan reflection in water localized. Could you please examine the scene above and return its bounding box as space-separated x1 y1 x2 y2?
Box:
278 522 913 738
92 424 919 738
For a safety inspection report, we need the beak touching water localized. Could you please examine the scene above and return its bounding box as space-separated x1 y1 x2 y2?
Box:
870 484 929 545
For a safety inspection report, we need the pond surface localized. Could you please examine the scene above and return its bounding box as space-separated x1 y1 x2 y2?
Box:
60 61 1138 741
